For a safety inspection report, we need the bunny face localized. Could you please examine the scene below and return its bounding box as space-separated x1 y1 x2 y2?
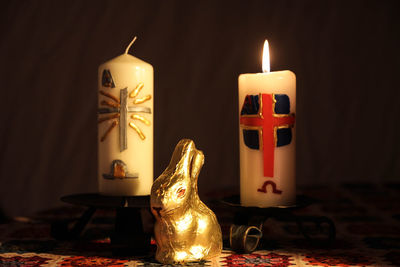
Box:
150 139 222 264
151 171 192 217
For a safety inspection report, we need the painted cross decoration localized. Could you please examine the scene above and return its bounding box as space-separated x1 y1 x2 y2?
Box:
98 83 152 152
240 93 295 178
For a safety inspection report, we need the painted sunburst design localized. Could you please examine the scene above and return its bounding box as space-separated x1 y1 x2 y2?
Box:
98 82 152 152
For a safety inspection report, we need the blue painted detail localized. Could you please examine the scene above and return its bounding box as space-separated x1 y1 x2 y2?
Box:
102 69 115 88
243 130 259 149
276 128 292 147
241 95 259 115
274 94 290 114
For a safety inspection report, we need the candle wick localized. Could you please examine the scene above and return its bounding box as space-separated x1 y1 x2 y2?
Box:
124 36 137 55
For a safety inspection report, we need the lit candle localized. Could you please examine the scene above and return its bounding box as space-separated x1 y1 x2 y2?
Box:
238 40 296 207
98 37 154 196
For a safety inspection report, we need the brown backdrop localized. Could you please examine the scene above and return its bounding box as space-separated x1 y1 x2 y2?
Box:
1 0 399 216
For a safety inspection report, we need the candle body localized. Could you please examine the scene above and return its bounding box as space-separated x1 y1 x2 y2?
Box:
238 70 296 207
98 54 153 196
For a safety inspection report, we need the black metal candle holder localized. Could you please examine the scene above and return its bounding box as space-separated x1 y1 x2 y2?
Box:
51 193 151 256
51 193 336 256
220 195 336 253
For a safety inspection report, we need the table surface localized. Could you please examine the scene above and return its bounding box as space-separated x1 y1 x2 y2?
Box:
0 183 399 266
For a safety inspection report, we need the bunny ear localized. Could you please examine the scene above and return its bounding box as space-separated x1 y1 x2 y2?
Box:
190 149 204 181
166 139 196 175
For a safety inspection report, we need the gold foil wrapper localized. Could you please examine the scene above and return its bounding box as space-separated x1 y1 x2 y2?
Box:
150 139 222 264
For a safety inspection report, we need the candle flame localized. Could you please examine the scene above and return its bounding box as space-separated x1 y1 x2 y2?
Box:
262 39 270 73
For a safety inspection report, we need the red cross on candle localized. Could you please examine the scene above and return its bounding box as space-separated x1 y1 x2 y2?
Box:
240 93 295 177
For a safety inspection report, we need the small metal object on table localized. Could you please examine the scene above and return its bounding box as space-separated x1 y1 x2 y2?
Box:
220 195 336 253
51 193 151 256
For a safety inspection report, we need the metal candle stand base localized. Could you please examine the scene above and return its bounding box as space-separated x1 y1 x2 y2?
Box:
51 194 151 256
221 195 336 253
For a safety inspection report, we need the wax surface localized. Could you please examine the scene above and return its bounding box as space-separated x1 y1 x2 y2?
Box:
98 54 153 196
238 70 296 207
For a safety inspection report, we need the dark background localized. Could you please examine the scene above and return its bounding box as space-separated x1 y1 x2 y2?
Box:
1 0 399 217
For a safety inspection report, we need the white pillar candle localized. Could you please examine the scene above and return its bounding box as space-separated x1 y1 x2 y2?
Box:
98 37 154 196
238 40 296 207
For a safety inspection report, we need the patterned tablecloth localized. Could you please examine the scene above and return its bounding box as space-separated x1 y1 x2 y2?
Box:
0 183 399 266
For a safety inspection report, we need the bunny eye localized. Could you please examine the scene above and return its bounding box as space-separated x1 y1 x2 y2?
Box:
176 187 186 198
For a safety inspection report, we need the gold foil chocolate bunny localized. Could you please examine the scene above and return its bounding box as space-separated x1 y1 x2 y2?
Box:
150 139 222 264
